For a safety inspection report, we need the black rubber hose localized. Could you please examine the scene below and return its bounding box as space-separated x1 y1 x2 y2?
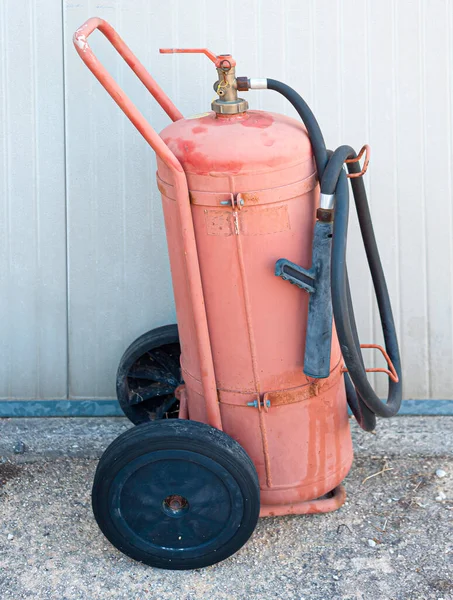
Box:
348 159 403 414
324 150 376 427
323 146 402 417
266 79 402 426
329 161 401 418
326 166 377 428
267 79 329 177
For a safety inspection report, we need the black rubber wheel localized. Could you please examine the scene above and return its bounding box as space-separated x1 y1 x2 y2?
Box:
116 325 182 424
92 420 260 570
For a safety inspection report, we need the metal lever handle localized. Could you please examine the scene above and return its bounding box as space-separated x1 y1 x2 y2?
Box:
159 48 236 69
73 17 183 171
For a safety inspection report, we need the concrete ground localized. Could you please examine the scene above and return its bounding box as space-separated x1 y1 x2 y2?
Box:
0 417 452 600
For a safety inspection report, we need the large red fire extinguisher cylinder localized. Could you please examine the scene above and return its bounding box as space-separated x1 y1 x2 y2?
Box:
74 18 402 571
157 107 353 507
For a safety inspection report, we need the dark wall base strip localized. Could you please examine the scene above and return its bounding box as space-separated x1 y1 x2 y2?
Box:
0 400 123 417
0 399 452 417
346 400 453 416
395 399 453 416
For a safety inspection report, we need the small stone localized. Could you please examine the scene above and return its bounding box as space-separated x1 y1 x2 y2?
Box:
436 491 446 501
436 469 447 478
7 534 14 540
13 441 26 454
333 575 339 580
367 539 377 547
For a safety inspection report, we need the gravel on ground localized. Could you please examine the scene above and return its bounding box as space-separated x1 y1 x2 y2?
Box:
0 416 452 600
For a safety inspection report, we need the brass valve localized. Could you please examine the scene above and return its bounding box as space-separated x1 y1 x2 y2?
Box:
159 48 248 115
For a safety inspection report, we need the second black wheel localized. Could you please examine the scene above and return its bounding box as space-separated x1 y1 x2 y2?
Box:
116 324 182 424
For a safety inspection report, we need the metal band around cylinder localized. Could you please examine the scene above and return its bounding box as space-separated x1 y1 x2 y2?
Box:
320 193 335 210
249 78 268 89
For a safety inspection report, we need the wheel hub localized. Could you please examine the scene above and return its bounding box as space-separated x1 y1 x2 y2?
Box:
162 494 189 517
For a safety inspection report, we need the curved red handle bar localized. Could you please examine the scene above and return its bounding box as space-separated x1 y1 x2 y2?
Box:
73 18 223 432
73 17 183 172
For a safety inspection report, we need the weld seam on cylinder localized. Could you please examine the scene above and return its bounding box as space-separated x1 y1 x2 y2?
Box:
234 210 273 487
259 411 273 488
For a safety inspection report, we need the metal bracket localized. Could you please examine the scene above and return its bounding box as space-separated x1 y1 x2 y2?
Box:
247 399 271 408
341 344 399 383
345 144 370 178
274 259 316 294
220 193 245 209
246 396 271 411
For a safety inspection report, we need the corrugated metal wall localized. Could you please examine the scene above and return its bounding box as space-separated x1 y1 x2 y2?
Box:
1 0 453 410
0 0 67 401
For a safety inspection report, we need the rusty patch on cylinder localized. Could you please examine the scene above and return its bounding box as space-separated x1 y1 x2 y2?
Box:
264 382 320 407
157 180 167 196
240 193 260 205
205 210 233 235
240 205 290 235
